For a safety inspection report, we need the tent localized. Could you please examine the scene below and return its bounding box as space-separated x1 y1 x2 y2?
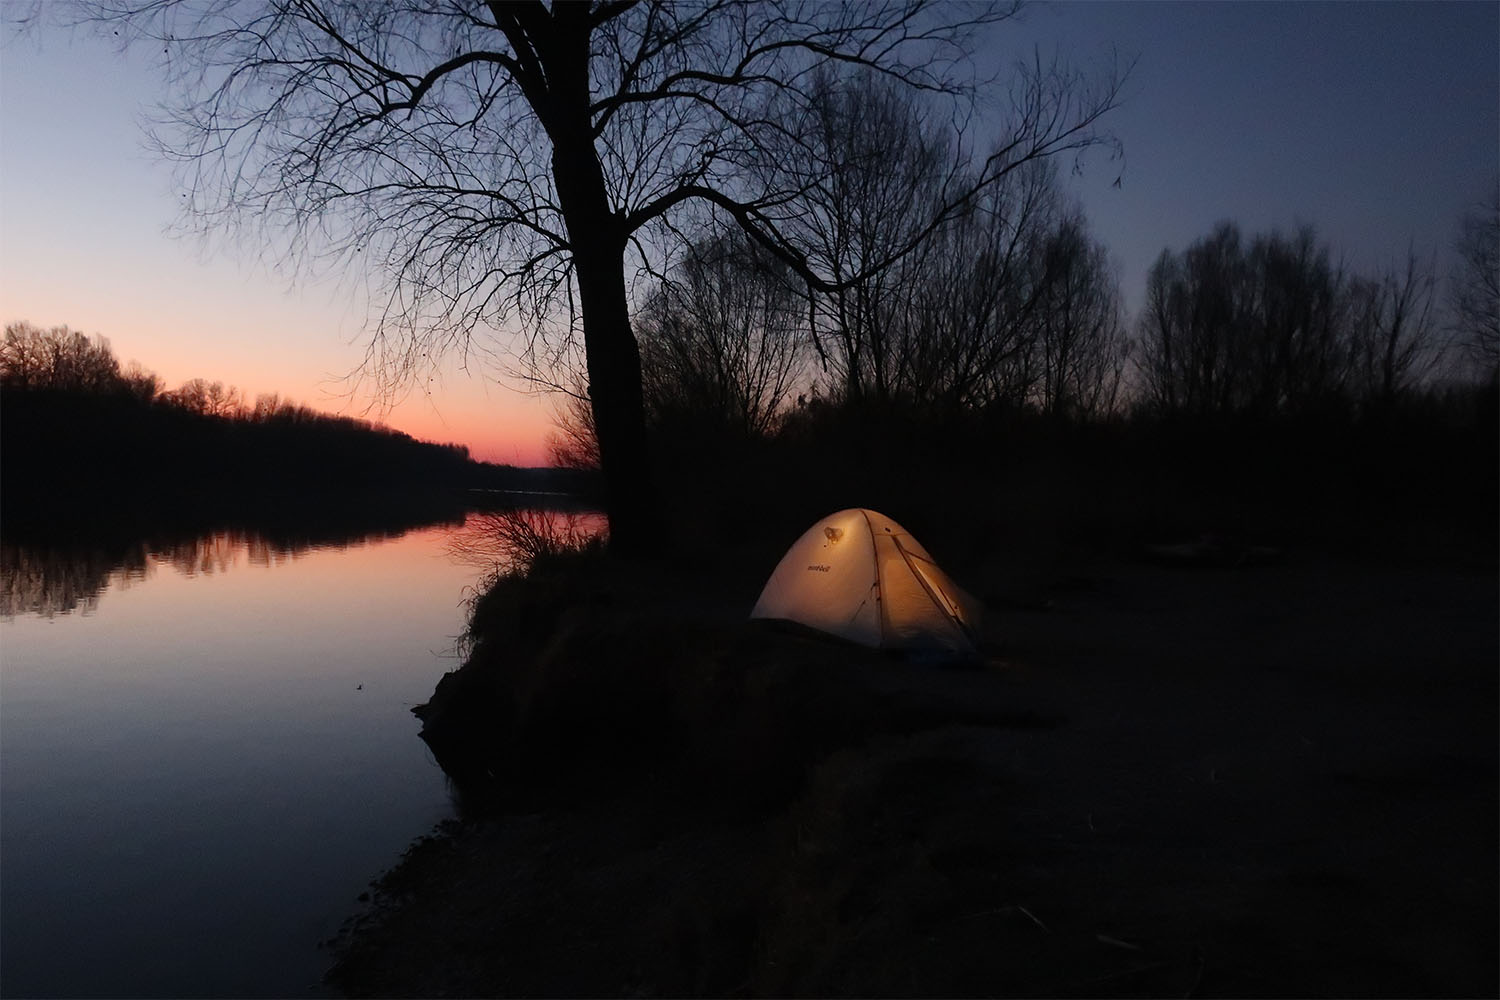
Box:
750 508 984 655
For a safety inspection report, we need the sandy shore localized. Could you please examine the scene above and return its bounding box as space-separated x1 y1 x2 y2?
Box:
327 552 1497 997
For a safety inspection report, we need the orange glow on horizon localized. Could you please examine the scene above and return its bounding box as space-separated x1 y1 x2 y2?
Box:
0 310 561 468
374 384 559 467
386 410 557 468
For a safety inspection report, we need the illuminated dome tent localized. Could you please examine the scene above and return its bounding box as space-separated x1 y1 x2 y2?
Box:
750 508 984 656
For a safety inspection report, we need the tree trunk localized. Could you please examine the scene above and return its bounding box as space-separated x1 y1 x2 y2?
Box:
573 231 657 557
542 13 657 557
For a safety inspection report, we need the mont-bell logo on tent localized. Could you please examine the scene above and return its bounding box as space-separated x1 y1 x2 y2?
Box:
806 564 831 572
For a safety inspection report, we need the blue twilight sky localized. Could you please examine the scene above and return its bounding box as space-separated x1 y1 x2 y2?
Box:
1001 2 1498 316
1 2 1496 461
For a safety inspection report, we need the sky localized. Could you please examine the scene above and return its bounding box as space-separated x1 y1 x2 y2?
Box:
1 2 1496 465
1003 2 1499 315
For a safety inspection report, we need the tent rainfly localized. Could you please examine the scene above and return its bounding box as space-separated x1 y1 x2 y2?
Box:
750 508 984 656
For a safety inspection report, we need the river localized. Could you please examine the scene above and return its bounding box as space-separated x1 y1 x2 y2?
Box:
0 513 524 997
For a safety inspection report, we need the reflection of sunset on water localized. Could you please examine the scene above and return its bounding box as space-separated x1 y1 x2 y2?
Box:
0 514 585 996
1 522 469 620
447 508 610 577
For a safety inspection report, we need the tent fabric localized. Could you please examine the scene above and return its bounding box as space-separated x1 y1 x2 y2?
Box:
750 508 983 655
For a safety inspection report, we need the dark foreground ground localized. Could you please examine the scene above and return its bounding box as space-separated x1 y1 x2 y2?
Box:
327 550 1497 997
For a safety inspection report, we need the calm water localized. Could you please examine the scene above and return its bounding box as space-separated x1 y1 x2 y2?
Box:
0 517 508 998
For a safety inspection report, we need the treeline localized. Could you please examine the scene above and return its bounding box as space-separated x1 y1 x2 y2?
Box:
557 189 1496 458
608 79 1491 443
1144 226 1448 418
553 172 1496 563
0 322 477 499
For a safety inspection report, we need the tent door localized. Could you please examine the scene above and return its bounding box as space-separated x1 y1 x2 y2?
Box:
895 538 978 645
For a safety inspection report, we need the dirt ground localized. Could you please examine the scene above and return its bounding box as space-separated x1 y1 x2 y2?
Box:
327 552 1497 997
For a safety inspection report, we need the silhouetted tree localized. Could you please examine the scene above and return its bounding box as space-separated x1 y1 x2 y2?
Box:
769 65 1124 414
898 159 1061 412
162 378 245 418
778 72 952 403
637 228 806 438
1139 223 1452 419
1 322 123 393
1138 223 1251 416
119 363 163 404
1145 226 1358 416
1031 213 1127 419
1450 184 1500 378
1242 227 1352 415
1351 248 1442 409
250 393 285 422
1 322 476 495
546 376 602 472
98 1 1123 553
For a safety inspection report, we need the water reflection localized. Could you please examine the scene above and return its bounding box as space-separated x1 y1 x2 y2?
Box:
1 504 471 620
0 541 145 619
0 491 616 620
0 513 501 999
446 507 610 576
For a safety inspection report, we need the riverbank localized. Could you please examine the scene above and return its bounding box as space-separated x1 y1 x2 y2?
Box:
326 544 1497 997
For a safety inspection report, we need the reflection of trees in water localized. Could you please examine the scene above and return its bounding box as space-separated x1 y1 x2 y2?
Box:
154 534 243 577
151 531 309 577
0 542 150 619
2 535 282 618
447 508 608 578
1 512 466 619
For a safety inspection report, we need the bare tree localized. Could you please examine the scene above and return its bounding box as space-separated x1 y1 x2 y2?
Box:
916 158 1062 412
1030 213 1126 419
161 377 244 417
1139 224 1376 418
637 227 806 438
449 507 607 579
1351 248 1442 408
764 61 1124 412
1241 226 1349 415
1138 223 1251 417
0 322 123 393
94 1 1123 552
546 376 602 471
119 363 163 403
250 393 285 422
1450 184 1500 378
872 158 1046 412
773 71 951 403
